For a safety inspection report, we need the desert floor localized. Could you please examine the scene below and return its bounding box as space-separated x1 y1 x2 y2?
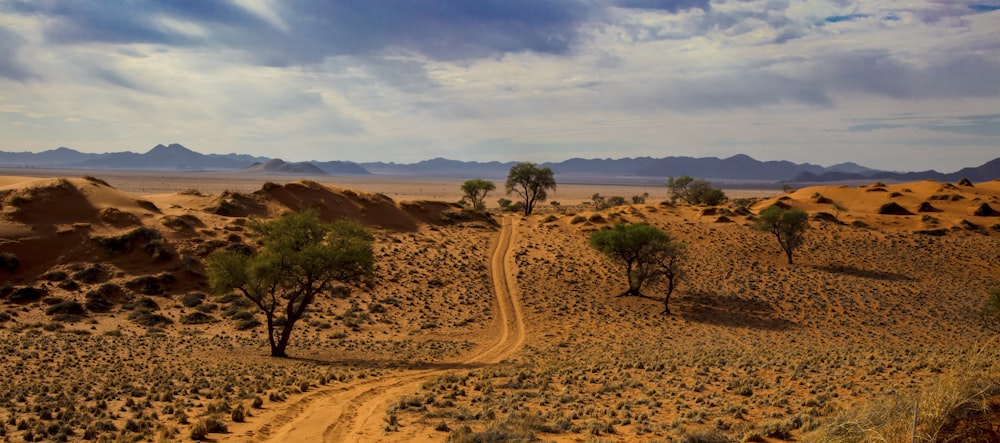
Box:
1 170 999 442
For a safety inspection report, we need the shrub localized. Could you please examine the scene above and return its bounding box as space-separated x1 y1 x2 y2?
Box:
128 308 173 327
182 292 205 308
125 275 167 295
93 227 171 260
231 404 248 422
45 300 86 316
0 252 21 272
180 312 216 325
236 318 262 330
8 286 45 302
72 264 106 284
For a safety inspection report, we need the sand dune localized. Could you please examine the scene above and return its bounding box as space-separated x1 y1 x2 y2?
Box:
1 175 999 442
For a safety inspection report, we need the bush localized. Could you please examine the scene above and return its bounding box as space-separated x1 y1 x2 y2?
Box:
0 252 20 272
8 286 45 302
45 300 86 316
128 308 173 327
179 312 216 325
72 264 106 284
125 275 167 295
182 292 205 308
236 318 262 330
93 227 170 260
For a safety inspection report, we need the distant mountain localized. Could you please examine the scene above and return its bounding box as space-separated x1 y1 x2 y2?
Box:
786 157 1000 183
0 147 96 167
0 144 367 174
242 159 328 175
362 158 516 178
362 155 845 182
3 144 998 183
313 160 371 175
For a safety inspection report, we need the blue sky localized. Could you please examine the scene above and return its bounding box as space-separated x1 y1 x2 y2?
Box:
0 0 998 171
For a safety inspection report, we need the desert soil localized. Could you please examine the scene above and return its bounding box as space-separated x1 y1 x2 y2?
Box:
1 171 999 442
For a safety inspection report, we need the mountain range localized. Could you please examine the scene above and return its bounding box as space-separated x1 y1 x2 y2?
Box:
1 144 998 184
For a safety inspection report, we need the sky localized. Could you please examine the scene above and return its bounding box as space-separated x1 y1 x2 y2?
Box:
0 1 998 172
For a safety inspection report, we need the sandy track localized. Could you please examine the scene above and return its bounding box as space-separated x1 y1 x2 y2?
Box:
254 215 524 442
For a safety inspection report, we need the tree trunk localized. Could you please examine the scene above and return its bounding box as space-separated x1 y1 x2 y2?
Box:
784 247 794 265
264 313 280 356
618 285 642 297
272 319 296 358
662 278 675 315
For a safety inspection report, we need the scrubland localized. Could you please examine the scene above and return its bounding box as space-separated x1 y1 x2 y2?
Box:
1 174 999 442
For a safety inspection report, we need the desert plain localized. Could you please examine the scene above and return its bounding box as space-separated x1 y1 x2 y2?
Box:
1 169 999 443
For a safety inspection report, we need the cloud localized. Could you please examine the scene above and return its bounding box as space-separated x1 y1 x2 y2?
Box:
0 26 36 81
815 50 1000 100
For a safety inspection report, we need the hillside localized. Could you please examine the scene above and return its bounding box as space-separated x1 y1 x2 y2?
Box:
0 175 998 442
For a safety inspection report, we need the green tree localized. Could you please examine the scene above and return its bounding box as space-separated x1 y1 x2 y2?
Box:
666 176 694 204
460 179 496 211
590 223 686 314
207 210 374 357
669 176 726 205
505 162 556 216
754 206 809 264
688 179 727 205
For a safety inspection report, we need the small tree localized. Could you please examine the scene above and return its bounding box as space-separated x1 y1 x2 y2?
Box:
589 223 686 314
668 176 726 205
754 205 809 265
666 176 694 204
505 162 556 216
688 180 727 205
979 287 1000 333
460 179 496 211
207 210 374 357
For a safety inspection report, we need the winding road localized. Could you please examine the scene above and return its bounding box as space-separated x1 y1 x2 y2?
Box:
250 215 524 442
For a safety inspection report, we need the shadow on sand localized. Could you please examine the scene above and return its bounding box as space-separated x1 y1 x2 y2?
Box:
673 290 796 331
812 264 913 282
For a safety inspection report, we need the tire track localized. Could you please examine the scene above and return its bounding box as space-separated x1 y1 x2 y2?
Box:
256 215 523 442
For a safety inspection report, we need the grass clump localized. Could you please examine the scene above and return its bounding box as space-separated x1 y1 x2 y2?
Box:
806 364 1000 442
128 308 173 327
93 226 171 260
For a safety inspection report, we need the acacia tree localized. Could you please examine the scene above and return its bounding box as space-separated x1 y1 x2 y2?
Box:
207 210 374 357
461 179 496 211
754 205 809 264
505 162 556 216
589 222 686 314
668 176 726 205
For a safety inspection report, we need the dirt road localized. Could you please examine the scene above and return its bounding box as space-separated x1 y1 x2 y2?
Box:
249 215 524 442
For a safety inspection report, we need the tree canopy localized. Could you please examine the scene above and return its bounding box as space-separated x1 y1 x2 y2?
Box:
505 162 556 216
754 205 809 264
460 179 496 211
667 176 727 205
207 210 374 357
589 222 686 314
